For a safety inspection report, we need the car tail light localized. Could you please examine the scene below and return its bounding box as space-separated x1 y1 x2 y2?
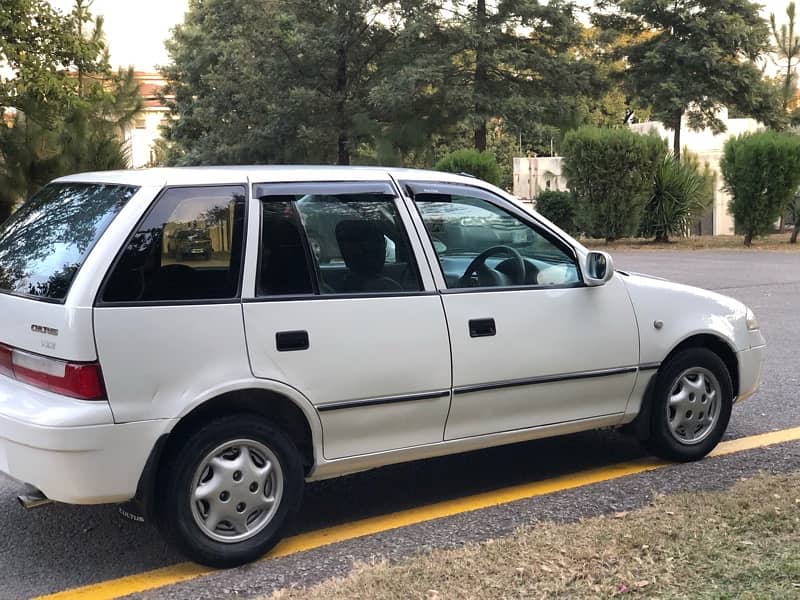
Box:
0 343 106 400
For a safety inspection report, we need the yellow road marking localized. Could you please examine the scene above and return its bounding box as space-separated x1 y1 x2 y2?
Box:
35 426 800 600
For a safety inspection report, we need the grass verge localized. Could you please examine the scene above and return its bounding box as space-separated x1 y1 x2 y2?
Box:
583 233 800 251
269 472 800 599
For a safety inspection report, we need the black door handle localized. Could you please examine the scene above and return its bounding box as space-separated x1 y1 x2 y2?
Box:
469 318 496 338
276 330 309 352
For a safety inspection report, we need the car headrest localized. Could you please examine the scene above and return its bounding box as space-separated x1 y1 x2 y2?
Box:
335 220 386 277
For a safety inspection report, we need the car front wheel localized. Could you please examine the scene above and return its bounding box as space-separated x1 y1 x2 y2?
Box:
645 347 733 462
156 415 303 568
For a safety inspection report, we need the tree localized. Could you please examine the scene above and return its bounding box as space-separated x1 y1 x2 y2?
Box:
0 0 139 216
721 130 800 246
562 126 665 241
0 0 105 122
788 189 800 243
771 2 800 112
0 113 63 221
641 153 713 243
60 2 141 173
161 0 598 165
162 0 407 166
444 0 595 152
601 0 783 159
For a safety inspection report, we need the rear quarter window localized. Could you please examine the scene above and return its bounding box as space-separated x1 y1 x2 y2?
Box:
0 183 138 301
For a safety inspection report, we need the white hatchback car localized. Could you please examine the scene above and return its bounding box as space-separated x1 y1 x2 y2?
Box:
0 167 764 566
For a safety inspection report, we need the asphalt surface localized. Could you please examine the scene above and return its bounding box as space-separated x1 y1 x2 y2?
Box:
0 250 798 599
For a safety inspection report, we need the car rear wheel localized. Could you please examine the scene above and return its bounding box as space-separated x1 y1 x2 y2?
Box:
156 415 303 568
645 348 733 462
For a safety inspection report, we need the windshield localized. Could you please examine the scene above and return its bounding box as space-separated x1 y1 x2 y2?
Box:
0 182 138 301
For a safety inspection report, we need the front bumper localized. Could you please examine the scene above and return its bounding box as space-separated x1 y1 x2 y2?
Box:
736 343 766 403
0 376 175 504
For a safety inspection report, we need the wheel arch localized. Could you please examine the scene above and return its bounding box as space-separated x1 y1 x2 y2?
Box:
661 333 739 397
632 332 738 443
134 382 322 521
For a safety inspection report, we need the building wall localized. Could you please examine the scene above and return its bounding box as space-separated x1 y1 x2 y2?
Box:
123 72 171 168
512 156 567 201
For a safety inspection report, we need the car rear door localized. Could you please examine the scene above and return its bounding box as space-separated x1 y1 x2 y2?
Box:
241 180 452 460
399 180 640 440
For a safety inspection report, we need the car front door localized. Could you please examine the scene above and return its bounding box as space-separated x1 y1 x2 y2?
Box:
242 181 452 460
400 181 640 440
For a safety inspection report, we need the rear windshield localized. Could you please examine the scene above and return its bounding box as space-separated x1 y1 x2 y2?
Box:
0 182 138 301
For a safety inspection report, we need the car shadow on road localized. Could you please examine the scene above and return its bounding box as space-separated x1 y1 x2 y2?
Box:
0 429 647 598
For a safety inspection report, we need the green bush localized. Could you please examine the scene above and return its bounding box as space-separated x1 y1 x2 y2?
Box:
721 131 800 246
788 191 799 244
435 149 501 187
562 127 666 241
641 153 714 242
535 191 577 235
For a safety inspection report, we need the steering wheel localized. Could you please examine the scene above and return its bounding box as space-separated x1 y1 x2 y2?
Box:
459 245 526 287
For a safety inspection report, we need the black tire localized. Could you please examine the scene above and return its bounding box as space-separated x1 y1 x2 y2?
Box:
156 415 303 568
644 348 733 462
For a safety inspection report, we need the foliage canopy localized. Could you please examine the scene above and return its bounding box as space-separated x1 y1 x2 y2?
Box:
534 190 577 236
721 130 800 245
434 149 501 186
599 0 783 158
641 153 713 242
0 0 140 219
562 126 666 241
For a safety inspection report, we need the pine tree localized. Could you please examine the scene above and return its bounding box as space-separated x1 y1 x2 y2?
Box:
601 0 783 159
771 2 800 113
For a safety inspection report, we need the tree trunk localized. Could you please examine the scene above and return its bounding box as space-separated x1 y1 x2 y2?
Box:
744 231 753 247
671 110 682 160
335 6 349 165
791 223 799 243
473 0 488 152
655 231 669 243
337 133 349 166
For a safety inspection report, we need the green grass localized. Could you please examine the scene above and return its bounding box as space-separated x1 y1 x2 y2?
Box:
268 472 800 599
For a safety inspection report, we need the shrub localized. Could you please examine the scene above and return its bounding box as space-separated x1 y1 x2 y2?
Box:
721 131 800 246
435 149 501 187
788 191 799 244
562 127 666 241
535 190 577 235
641 153 714 242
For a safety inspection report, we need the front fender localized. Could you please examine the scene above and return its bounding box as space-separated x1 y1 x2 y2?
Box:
620 273 750 364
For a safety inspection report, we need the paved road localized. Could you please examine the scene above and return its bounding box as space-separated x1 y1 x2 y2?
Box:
0 250 797 599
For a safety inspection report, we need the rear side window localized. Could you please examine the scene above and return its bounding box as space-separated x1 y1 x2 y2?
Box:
0 183 137 301
255 182 423 296
102 185 246 303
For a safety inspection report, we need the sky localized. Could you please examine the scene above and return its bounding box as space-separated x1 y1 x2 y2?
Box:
49 0 189 71
46 0 798 71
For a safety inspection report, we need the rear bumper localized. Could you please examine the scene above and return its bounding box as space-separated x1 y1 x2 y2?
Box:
736 344 765 403
0 376 175 504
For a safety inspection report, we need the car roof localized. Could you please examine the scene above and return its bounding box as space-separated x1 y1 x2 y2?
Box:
55 165 491 189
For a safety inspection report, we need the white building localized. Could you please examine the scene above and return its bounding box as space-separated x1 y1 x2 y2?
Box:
512 156 567 210
124 72 171 168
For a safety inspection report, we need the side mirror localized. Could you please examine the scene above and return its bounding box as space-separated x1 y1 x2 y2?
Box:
584 251 614 286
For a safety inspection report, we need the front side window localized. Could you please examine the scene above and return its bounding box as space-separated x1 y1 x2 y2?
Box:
255 183 422 296
410 186 580 289
0 183 137 301
102 186 246 303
